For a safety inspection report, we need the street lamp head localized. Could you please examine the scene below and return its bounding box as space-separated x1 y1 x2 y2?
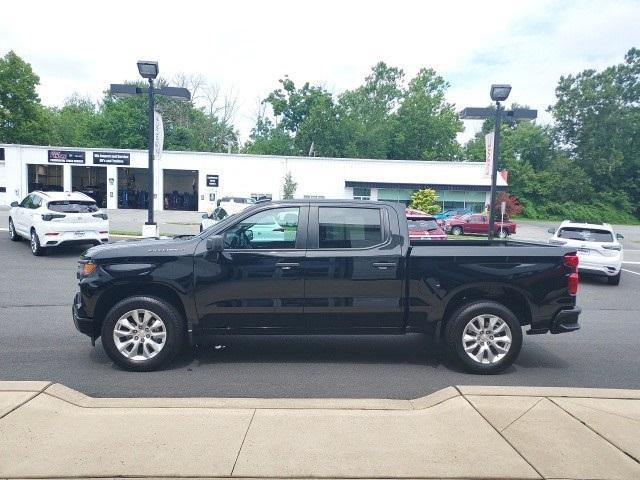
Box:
137 60 159 80
490 84 512 102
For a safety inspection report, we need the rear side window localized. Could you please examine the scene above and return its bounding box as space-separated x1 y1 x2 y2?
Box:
318 207 383 249
558 227 613 242
408 218 439 231
48 201 98 213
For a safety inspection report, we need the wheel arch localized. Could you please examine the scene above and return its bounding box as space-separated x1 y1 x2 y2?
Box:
440 284 533 332
93 282 188 338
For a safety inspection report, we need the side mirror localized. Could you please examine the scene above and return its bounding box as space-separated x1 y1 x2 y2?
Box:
10 201 19 207
206 235 224 252
617 233 624 240
202 213 209 219
547 228 556 234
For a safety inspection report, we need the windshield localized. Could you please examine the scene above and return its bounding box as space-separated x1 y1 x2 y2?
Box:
47 200 98 213
408 219 439 231
558 227 614 242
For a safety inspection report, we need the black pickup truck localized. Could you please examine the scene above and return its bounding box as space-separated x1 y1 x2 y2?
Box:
73 200 581 373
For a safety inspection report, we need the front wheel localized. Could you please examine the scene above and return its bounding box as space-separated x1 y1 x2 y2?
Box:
444 301 523 374
101 296 185 371
451 226 463 236
9 219 20 241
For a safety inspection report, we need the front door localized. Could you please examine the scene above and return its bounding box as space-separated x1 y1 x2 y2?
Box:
194 206 308 332
304 205 404 331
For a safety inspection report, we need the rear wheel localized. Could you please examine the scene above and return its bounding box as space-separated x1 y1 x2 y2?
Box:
607 272 621 286
451 226 463 236
101 296 185 371
445 301 523 374
30 230 46 256
497 229 508 239
9 219 20 241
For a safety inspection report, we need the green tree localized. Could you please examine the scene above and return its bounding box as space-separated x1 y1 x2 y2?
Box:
409 188 440 214
49 94 97 147
0 51 49 144
391 68 462 160
550 47 640 216
282 171 297 199
243 117 296 155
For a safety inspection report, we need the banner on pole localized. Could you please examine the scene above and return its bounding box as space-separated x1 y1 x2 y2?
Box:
485 132 494 176
154 111 164 163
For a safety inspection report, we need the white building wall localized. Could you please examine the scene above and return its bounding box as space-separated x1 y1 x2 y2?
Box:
0 144 507 211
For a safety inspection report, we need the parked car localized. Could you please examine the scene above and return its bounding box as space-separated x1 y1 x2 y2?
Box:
434 208 473 221
9 191 109 256
406 208 447 240
548 220 624 285
445 213 516 238
201 198 256 231
73 200 580 374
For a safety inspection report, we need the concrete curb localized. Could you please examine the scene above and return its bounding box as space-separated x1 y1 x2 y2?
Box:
2 381 639 408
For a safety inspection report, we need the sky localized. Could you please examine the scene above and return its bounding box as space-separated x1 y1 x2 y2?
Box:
1 0 639 144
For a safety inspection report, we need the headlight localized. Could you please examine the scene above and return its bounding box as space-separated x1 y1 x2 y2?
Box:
77 260 97 279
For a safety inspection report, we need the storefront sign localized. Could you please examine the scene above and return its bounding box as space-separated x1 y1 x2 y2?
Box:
206 175 219 187
93 152 130 165
48 150 85 164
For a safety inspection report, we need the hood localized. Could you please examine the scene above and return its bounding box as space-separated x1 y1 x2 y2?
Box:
85 235 198 261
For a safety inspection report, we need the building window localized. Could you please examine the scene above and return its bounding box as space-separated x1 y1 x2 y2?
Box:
0 147 4 161
353 187 371 200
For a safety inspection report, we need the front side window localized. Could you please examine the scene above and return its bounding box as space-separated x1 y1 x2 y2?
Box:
223 207 299 250
19 195 33 208
318 207 383 249
47 201 99 213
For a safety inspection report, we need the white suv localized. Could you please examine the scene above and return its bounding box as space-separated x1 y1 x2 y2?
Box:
9 191 109 256
548 220 624 285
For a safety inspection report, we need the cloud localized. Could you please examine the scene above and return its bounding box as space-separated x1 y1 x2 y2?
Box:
1 0 637 145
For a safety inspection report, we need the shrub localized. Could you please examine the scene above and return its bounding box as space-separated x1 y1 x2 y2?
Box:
409 188 440 214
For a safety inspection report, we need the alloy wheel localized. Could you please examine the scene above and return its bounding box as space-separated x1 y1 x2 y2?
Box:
113 309 167 361
462 314 512 364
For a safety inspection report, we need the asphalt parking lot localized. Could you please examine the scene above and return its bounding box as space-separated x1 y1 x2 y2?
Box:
1 210 639 398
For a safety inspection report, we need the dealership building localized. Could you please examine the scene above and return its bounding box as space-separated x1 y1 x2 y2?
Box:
0 144 507 213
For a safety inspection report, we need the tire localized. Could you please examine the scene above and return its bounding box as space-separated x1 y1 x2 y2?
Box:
607 272 621 286
30 229 46 256
101 296 185 371
451 226 463 236
9 218 20 242
444 301 523 374
497 229 508 239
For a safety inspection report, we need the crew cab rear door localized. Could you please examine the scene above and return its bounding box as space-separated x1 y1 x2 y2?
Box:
303 205 404 331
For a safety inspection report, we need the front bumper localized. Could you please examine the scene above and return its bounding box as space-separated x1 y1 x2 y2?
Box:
549 307 581 334
72 292 95 340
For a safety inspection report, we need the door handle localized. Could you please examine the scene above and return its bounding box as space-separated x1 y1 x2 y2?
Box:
372 262 397 270
276 262 300 270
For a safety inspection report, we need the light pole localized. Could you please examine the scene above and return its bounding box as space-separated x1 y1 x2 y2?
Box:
460 86 537 240
487 84 511 240
110 61 191 236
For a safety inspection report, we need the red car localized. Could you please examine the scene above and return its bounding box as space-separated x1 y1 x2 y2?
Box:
406 208 447 240
445 213 516 238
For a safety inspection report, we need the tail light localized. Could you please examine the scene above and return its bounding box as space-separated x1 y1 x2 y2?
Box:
41 214 65 221
93 213 109 220
602 245 622 251
564 254 579 295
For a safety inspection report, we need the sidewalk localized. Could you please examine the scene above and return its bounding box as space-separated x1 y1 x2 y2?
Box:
1 382 639 479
